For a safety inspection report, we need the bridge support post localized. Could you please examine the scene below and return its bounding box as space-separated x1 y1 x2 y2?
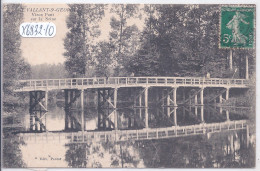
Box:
160 87 177 108
226 88 229 101
219 94 223 104
97 90 102 129
113 88 118 130
97 88 118 130
226 110 230 121
201 106 204 123
69 91 73 129
195 94 198 105
246 125 249 147
195 106 198 116
200 88 204 105
246 55 249 79
29 92 35 131
189 93 192 106
183 88 186 102
114 110 118 130
167 89 171 116
145 87 149 128
162 89 165 114
29 91 47 132
139 91 142 107
81 89 84 132
214 98 216 105
173 87 177 106
229 49 233 70
173 107 177 126
114 88 118 108
45 91 48 130
69 91 74 129
220 107 223 114
64 89 82 131
65 90 69 130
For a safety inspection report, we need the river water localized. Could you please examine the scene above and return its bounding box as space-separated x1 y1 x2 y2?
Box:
3 97 256 168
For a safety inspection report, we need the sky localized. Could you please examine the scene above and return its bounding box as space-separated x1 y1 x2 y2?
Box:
20 4 144 66
21 4 69 65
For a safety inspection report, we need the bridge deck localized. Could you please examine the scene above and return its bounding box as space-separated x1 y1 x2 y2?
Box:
15 77 249 92
19 120 247 144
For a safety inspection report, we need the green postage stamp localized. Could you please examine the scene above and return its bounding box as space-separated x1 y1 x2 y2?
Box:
220 6 255 48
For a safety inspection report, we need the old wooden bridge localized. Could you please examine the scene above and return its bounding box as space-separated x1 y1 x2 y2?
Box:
15 76 249 137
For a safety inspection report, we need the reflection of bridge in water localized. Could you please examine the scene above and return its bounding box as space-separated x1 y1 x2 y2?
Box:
19 119 248 144
15 77 250 142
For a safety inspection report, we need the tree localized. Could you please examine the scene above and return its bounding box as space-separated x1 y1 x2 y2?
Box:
3 4 30 167
127 5 236 77
3 4 31 112
64 4 106 77
109 4 141 76
65 144 89 167
94 41 113 77
126 5 160 76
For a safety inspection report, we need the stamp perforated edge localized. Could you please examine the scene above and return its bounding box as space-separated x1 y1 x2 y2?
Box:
218 4 256 50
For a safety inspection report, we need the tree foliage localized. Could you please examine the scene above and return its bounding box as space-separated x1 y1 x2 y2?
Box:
109 4 141 76
64 4 255 79
127 5 254 78
64 4 106 77
3 4 31 112
93 41 113 77
31 63 67 79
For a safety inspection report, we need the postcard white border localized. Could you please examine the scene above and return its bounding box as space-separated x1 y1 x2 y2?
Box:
1 0 259 171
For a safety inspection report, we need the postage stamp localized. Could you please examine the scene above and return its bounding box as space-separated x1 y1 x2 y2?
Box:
220 6 255 48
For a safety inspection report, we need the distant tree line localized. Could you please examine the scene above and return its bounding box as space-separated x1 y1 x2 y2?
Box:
31 63 67 79
64 4 255 79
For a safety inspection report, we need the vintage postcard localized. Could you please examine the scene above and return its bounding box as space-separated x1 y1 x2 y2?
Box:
1 0 257 169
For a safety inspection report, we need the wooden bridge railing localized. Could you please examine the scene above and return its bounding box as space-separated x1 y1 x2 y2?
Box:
19 120 247 144
16 77 250 91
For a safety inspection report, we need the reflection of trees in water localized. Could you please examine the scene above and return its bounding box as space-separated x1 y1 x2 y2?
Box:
104 141 141 168
65 143 89 167
64 130 254 168
3 133 26 168
138 130 255 168
65 140 143 168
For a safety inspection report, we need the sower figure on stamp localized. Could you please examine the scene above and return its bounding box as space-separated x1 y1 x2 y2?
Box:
226 11 249 45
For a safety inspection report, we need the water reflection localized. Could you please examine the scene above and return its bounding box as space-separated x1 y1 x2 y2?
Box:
17 127 254 168
11 104 253 168
138 130 255 168
2 90 254 168
27 105 248 132
65 141 144 168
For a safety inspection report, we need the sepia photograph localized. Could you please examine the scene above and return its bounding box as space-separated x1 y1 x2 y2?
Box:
1 1 256 169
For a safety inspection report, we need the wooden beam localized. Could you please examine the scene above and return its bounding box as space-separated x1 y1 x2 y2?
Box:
226 110 230 121
226 88 229 101
219 94 223 104
200 88 204 105
114 88 118 108
145 87 149 128
173 87 177 106
246 55 249 79
229 49 233 70
81 89 84 131
201 106 204 123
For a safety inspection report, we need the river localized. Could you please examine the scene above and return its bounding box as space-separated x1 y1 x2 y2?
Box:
3 96 255 168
